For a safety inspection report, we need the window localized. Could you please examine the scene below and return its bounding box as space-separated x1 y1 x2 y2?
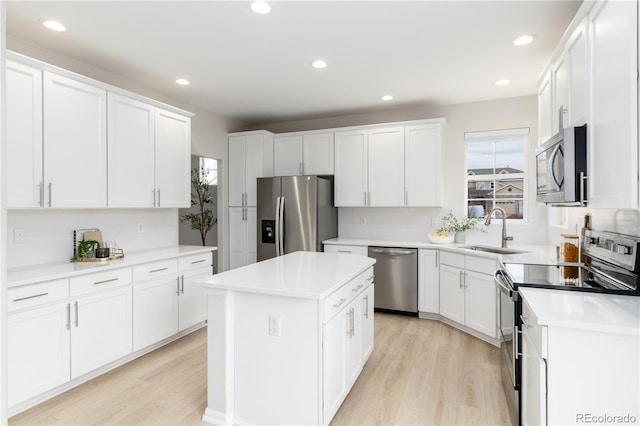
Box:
199 157 218 185
465 128 529 220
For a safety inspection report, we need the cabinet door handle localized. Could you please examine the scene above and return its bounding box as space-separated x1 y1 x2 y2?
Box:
74 301 79 327
191 259 206 264
150 267 169 274
176 277 181 295
333 298 347 309
363 294 369 319
364 192 367 206
180 275 185 294
66 303 71 330
459 271 464 288
152 189 156 207
463 272 468 288
94 278 118 285
157 189 161 207
351 308 355 337
13 292 48 302
39 182 44 207
405 191 408 206
367 191 371 206
48 183 52 207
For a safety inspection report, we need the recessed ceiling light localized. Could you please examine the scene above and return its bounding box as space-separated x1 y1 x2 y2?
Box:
381 95 394 101
41 20 67 32
312 60 327 69
495 79 511 86
176 78 190 86
513 34 535 46
251 1 271 14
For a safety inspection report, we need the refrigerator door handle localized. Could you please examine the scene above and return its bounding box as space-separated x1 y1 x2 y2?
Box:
278 197 285 256
275 196 281 257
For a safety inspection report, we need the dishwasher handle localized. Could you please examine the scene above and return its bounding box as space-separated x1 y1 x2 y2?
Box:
369 247 415 256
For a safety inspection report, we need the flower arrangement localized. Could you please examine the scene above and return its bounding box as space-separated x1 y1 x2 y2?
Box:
436 211 486 234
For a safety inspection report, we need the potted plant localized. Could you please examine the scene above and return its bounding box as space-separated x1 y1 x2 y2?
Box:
180 167 217 246
436 210 486 243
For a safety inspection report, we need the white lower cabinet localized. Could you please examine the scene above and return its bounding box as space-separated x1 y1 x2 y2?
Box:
322 274 374 423
133 254 212 351
7 250 212 413
418 249 439 314
70 286 133 379
439 252 497 340
8 301 71 407
229 207 257 269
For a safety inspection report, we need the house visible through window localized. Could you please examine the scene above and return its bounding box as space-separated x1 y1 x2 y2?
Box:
199 157 218 185
465 128 529 220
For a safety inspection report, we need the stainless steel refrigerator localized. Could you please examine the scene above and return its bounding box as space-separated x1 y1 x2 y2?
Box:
257 176 338 261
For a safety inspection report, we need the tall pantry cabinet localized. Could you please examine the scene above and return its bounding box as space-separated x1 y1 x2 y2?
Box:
228 131 274 269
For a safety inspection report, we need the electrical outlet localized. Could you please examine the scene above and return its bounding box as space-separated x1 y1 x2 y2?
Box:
360 216 367 225
137 222 144 233
269 316 282 337
431 217 438 227
14 228 25 243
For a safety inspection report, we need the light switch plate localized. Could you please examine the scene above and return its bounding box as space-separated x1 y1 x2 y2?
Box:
269 316 282 337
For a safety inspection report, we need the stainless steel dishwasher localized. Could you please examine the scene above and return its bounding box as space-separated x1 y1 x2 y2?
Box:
367 247 418 315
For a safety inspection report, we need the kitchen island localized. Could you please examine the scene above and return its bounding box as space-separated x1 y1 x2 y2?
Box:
196 251 376 426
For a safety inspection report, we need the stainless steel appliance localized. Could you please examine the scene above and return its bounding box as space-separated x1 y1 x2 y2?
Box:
257 176 337 261
495 228 640 425
535 124 588 206
367 247 418 315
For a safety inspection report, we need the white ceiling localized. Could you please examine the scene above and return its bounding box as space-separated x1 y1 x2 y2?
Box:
6 1 582 124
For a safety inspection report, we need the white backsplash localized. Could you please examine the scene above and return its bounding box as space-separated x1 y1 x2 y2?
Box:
338 206 548 246
7 209 179 269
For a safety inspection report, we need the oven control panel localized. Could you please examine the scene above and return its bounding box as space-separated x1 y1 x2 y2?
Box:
583 229 638 271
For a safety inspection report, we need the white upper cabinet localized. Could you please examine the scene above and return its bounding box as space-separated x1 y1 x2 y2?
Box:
588 0 638 208
43 71 108 208
154 108 191 207
334 120 444 207
6 60 43 208
368 126 405 206
229 132 274 207
274 135 303 176
274 132 334 176
551 55 568 133
537 71 553 145
405 123 443 206
334 129 368 206
566 17 589 127
303 133 334 175
107 93 155 208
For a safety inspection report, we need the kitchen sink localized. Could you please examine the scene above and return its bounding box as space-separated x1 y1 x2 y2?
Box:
459 245 529 255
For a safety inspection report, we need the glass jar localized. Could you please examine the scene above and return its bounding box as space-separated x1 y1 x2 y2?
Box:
560 234 580 280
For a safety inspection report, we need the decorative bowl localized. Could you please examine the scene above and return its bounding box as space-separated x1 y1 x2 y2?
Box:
428 232 454 244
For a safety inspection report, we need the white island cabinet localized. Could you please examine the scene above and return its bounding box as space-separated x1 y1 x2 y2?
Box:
196 251 376 426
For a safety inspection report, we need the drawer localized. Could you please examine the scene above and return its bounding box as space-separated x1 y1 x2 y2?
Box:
323 267 374 321
324 244 368 257
465 255 497 275
70 268 132 297
178 252 212 271
132 259 178 282
521 298 547 358
439 251 465 268
8 279 69 313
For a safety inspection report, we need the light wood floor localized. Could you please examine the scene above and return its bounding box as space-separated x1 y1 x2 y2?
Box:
10 313 510 426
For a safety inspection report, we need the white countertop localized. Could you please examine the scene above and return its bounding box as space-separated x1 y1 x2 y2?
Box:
195 251 375 300
519 287 640 337
8 245 217 288
323 237 559 265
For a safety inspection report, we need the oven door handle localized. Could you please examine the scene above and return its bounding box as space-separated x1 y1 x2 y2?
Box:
494 269 512 295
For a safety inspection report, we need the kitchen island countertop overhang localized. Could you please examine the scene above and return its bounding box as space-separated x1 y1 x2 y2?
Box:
195 251 376 426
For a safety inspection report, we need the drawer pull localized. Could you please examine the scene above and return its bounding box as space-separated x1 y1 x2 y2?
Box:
94 278 118 285
66 303 71 330
13 292 48 302
366 275 375 282
74 301 79 327
333 298 347 309
352 284 364 292
191 259 206 264
150 267 169 273
337 250 352 253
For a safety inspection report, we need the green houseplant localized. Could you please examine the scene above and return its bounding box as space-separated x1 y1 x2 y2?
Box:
436 211 485 243
180 167 217 246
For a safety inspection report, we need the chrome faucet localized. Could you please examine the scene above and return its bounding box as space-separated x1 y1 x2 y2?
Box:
484 207 514 248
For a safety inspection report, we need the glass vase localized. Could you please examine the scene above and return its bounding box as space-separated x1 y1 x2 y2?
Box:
454 231 466 244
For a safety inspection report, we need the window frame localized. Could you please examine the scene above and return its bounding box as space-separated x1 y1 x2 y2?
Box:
464 128 530 223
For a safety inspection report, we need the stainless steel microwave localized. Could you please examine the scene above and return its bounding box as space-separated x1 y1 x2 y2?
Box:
535 124 588 206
